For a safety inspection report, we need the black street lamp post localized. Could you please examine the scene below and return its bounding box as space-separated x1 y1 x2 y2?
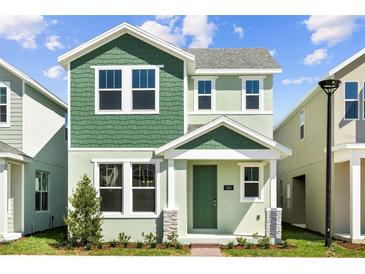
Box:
318 79 341 247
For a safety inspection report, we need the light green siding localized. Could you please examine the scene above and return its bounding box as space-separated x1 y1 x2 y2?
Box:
70 34 184 148
177 126 266 149
0 65 23 150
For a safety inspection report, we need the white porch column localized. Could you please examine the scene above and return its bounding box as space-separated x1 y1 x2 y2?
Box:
350 154 361 240
269 159 277 208
0 159 8 233
167 159 175 208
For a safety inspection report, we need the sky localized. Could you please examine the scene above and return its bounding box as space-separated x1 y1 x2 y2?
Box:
0 15 365 124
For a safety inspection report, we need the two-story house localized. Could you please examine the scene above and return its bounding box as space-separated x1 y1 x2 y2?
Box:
58 22 291 244
274 48 365 243
0 59 68 240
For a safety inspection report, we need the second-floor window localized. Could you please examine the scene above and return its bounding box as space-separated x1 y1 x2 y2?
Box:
299 110 305 140
197 80 212 110
132 69 156 110
98 69 123 111
344 82 359 120
245 80 260 110
0 83 10 126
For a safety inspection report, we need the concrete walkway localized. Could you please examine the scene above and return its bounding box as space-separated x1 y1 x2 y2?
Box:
190 244 222 257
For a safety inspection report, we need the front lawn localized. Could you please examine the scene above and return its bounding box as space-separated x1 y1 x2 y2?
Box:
0 228 189 256
223 223 365 257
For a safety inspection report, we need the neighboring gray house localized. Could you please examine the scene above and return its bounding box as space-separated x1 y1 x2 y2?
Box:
0 59 68 240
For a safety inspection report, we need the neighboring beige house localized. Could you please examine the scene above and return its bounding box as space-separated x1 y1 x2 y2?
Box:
274 48 365 243
0 59 68 240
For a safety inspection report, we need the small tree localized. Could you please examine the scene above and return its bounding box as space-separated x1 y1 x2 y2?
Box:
65 175 102 246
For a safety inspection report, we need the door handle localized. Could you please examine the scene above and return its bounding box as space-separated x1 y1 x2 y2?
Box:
213 198 217 207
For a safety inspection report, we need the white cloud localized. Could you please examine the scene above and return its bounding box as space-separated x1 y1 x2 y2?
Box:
282 76 319 85
304 48 328 65
233 23 244 39
45 35 64 51
182 15 216 48
269 49 276 56
139 20 185 46
303 16 364 46
43 65 65 80
0 15 46 48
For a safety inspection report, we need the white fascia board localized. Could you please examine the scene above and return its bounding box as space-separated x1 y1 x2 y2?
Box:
193 68 282 75
58 22 195 68
332 143 365 152
0 58 67 110
0 153 32 163
329 48 365 76
155 116 292 157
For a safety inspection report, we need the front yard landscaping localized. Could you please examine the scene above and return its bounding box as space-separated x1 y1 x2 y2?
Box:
222 223 365 257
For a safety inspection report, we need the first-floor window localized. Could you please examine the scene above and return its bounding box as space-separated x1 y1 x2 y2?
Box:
240 164 262 202
99 164 123 212
132 164 156 212
35 171 49 211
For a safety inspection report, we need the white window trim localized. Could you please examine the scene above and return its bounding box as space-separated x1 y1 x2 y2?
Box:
344 80 360 121
93 65 160 115
192 76 217 112
240 76 265 112
93 159 160 218
35 170 50 213
0 82 11 127
239 162 264 203
299 109 305 140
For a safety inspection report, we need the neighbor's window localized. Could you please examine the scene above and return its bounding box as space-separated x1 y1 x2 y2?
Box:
299 110 305 140
287 183 291 209
344 82 358 120
132 164 156 212
132 69 156 110
0 85 9 125
197 80 212 110
98 69 122 111
245 80 260 110
279 180 284 208
99 164 123 212
35 171 49 212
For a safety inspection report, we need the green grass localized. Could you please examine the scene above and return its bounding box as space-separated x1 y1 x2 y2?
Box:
223 224 365 257
0 228 189 256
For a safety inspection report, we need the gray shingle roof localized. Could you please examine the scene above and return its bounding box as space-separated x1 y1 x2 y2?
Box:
0 141 31 158
185 48 280 70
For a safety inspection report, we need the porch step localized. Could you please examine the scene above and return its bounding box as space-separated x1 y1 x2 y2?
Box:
190 243 221 248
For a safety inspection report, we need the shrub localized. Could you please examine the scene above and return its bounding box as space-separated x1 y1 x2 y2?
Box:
85 242 92 250
142 232 157 248
227 241 234 249
163 241 171 248
258 236 271 249
281 240 289 249
166 232 178 247
109 240 118 248
96 241 103 249
175 242 182 250
65 175 102 247
136 241 144 248
236 237 247 247
118 232 131 248
246 242 254 249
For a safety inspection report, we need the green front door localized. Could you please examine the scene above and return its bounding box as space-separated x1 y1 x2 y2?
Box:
193 165 217 229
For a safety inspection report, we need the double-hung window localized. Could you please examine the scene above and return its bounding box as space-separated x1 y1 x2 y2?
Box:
344 82 359 120
0 84 10 126
35 171 49 212
98 69 122 111
299 110 305 140
197 80 212 110
240 163 263 202
245 80 260 110
99 164 123 212
132 164 156 212
132 69 156 110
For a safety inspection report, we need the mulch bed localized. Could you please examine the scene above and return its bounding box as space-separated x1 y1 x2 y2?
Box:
221 244 292 250
336 241 365 250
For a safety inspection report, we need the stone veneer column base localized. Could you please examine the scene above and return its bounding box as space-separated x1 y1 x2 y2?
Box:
265 208 282 244
163 208 178 241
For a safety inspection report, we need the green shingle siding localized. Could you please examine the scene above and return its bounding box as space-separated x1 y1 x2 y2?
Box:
70 34 184 148
177 126 266 149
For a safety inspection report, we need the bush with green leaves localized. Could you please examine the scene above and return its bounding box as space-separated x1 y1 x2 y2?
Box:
166 232 178 247
258 236 271 249
142 232 157 248
175 242 182 250
281 240 289 249
136 241 144 248
109 240 118 248
236 237 247 247
65 175 103 247
118 232 131 248
227 241 234 249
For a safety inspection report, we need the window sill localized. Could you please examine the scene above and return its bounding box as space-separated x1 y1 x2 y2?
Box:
101 212 158 219
240 198 264 203
35 210 50 214
95 110 159 115
188 111 273 115
0 123 10 128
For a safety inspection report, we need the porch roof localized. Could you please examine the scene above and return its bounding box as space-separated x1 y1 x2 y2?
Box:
0 141 32 163
155 116 292 160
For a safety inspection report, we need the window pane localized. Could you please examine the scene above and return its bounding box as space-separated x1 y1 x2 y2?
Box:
133 189 155 212
246 95 259 109
99 90 122 110
99 70 106 89
41 173 48 191
100 164 123 187
132 90 155 110
106 70 114 89
198 96 211 109
0 106 6 122
35 172 42 191
246 80 259 94
35 192 41 211
100 189 123 212
345 82 358 99
0 87 6 104
300 125 304 139
198 80 211 94
132 70 140 88
245 167 259 181
299 111 304 124
198 81 205 94
345 101 358 119
140 70 148 88
245 183 259 197
114 70 122 89
147 69 155 88
41 192 48 211
132 164 155 187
